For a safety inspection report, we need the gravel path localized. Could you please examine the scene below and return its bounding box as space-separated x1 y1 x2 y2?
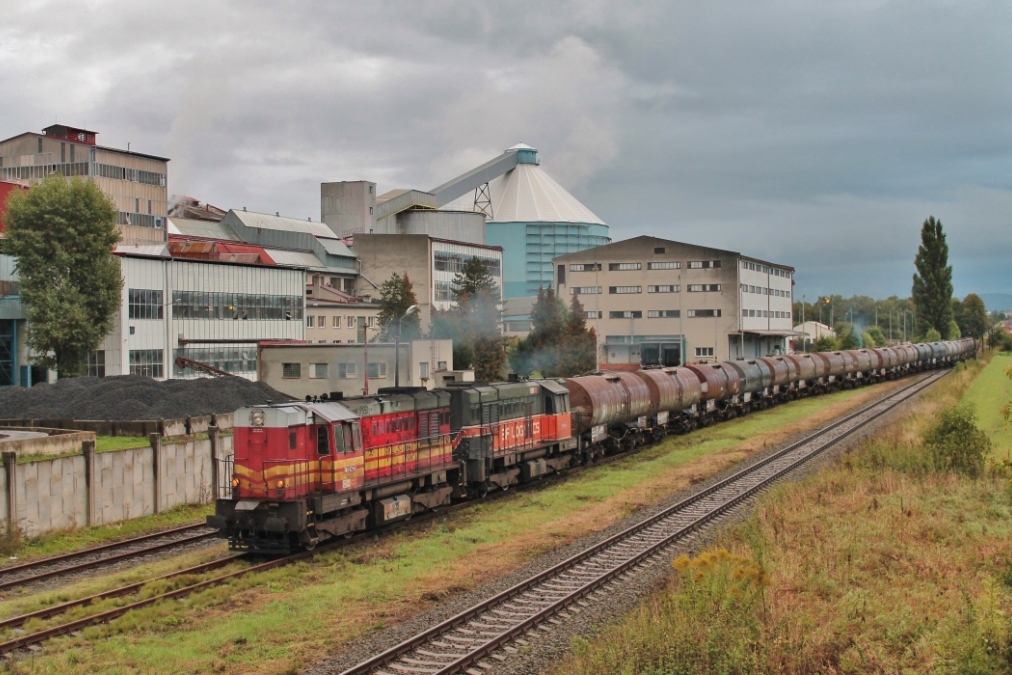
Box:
306 377 931 675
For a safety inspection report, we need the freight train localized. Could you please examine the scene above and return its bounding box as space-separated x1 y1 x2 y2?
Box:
207 338 975 553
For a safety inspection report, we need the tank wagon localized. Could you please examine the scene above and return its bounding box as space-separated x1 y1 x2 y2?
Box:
208 338 975 553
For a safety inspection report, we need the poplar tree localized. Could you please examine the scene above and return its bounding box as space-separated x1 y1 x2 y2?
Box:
4 176 122 378
911 216 954 338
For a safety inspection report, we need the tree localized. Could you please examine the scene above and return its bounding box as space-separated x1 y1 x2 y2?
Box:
813 335 837 352
511 286 566 376
864 325 887 347
912 216 954 338
5 176 122 377
958 294 988 341
430 257 504 381
557 295 597 376
376 272 420 341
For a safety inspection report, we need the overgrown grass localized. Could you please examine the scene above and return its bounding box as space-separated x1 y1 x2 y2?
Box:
0 382 906 674
962 351 1012 461
553 357 1012 675
95 435 152 452
0 503 213 563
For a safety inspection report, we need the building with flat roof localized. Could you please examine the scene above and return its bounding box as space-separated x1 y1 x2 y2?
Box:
554 236 797 367
0 125 169 245
258 339 454 400
353 233 503 333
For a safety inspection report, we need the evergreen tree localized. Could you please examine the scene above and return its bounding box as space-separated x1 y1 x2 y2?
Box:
912 216 954 338
430 257 504 381
510 286 566 376
376 272 420 341
558 294 597 375
5 176 122 377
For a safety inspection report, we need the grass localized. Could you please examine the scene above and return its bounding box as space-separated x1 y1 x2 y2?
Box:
0 380 908 674
0 503 213 563
961 350 1012 461
551 355 1012 675
95 435 152 452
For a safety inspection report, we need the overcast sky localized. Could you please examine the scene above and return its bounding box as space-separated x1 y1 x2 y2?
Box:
3 1 1009 301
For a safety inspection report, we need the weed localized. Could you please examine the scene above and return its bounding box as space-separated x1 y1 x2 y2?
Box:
925 404 992 476
0 521 23 557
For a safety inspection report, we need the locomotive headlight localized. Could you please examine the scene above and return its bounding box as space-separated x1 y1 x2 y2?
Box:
250 410 266 427
231 476 240 487
276 479 284 488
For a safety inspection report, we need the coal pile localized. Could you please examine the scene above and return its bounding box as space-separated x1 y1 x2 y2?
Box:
0 376 292 421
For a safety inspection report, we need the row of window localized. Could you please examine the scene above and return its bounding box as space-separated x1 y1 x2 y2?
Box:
695 347 714 358
433 251 502 276
171 291 304 320
576 284 720 295
129 350 163 378
743 309 791 319
606 309 722 319
117 212 162 229
741 284 790 297
567 260 711 272
94 163 167 186
306 315 374 328
0 162 90 181
741 260 791 277
283 361 437 380
128 289 164 319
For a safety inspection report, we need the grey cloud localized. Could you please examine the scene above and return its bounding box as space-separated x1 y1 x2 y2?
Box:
1 0 1009 298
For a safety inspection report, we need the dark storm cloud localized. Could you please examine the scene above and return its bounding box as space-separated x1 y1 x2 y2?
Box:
2 0 1009 298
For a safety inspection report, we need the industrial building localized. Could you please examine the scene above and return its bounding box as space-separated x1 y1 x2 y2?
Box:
88 251 306 380
0 125 169 245
554 236 797 367
353 233 503 334
257 339 456 400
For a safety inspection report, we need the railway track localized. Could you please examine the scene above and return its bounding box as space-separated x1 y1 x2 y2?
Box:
0 523 217 594
339 369 947 675
0 369 942 658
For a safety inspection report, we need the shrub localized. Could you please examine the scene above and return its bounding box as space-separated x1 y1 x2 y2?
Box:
0 522 24 557
924 404 991 477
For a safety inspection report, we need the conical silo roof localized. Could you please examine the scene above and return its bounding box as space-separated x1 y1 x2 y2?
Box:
444 144 605 225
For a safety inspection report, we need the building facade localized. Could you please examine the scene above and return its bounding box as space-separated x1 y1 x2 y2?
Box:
353 233 503 332
90 253 306 381
305 297 380 345
0 125 169 244
554 236 795 367
258 339 454 399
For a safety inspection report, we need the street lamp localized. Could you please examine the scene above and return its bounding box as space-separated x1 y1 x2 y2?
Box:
394 305 418 388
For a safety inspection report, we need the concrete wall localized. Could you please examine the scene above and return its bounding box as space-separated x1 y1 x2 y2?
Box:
2 433 233 537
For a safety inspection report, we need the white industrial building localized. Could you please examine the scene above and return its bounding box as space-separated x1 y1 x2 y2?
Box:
89 251 306 380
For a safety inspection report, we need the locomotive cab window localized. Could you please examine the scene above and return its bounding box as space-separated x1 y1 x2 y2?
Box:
316 426 330 455
334 424 347 453
289 431 298 450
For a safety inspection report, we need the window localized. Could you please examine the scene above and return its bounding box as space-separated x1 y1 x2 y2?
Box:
653 247 666 254
688 260 721 269
87 351 106 377
368 362 387 379
609 286 642 294
171 291 303 320
419 362 430 379
648 285 679 293
569 263 601 272
648 310 680 318
128 289 163 319
608 262 641 271
570 286 602 295
129 350 163 378
687 284 721 292
369 206 374 215
338 362 357 378
307 316 315 328
60 142 66 163
332 316 341 328
585 310 601 319
282 363 302 378
318 315 325 327
687 309 721 318
311 363 328 379
437 361 447 371
37 138 43 153
695 347 715 358
367 317 375 327
648 261 680 270
609 310 642 319
147 200 152 215
69 144 75 163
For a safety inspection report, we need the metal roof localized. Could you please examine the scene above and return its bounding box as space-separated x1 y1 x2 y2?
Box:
317 237 355 258
263 248 325 268
167 218 241 241
443 162 604 225
231 210 337 238
114 243 170 257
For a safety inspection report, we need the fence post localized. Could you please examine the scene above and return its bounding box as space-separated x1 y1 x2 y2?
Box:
2 452 17 533
208 424 219 501
149 433 162 515
82 439 96 527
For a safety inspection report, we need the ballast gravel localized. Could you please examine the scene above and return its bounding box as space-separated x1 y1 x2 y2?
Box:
0 375 291 421
306 376 932 675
